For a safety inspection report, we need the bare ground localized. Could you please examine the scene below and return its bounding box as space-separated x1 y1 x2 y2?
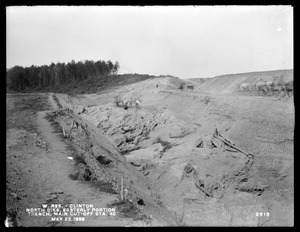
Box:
53 76 293 226
6 93 178 226
6 75 294 226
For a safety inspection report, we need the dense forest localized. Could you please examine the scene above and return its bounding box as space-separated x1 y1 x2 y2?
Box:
6 59 120 92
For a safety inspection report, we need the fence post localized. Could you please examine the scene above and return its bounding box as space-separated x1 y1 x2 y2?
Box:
62 124 66 137
121 175 124 201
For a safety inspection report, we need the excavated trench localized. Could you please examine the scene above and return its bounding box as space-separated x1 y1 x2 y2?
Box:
44 107 181 226
50 92 293 226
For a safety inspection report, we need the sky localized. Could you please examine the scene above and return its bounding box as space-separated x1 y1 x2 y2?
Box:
6 5 293 78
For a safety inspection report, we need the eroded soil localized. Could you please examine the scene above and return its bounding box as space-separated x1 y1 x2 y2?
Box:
6 93 179 227
6 76 294 226
53 76 294 226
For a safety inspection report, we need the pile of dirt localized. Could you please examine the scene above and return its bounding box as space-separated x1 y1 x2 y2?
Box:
151 128 265 211
79 106 168 154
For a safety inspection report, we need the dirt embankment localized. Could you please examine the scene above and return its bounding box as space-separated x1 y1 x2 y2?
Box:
53 74 293 226
45 107 181 226
195 69 293 95
6 93 181 227
187 77 211 85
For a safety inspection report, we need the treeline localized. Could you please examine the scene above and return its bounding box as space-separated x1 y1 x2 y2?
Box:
6 59 120 91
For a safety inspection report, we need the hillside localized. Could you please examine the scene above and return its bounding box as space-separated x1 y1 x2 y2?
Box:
195 69 293 94
187 78 211 85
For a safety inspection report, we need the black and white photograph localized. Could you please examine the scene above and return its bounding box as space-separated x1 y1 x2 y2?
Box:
6 5 293 227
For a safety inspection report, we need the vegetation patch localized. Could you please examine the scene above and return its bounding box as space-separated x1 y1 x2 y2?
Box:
14 95 51 112
107 200 151 221
91 181 118 194
52 95 62 108
69 163 92 181
6 58 162 96
44 113 55 122
96 155 113 165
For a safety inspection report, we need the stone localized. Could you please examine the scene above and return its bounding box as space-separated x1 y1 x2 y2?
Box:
46 194 58 202
184 163 196 174
74 106 86 115
11 193 18 198
195 137 204 148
